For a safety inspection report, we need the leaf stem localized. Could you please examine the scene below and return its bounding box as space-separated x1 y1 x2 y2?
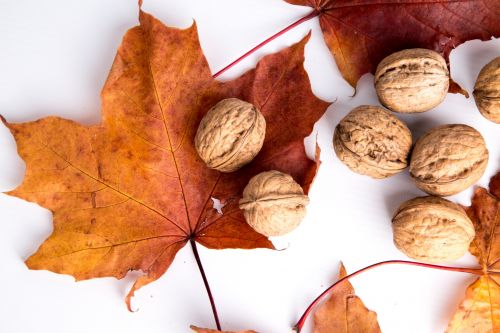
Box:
212 9 320 78
191 238 222 330
293 260 483 332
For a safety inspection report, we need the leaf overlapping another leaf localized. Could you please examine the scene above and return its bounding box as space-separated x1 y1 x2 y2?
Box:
1 9 329 308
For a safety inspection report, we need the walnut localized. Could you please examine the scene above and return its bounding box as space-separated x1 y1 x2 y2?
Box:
474 57 500 123
195 98 266 172
392 196 475 262
333 105 412 179
410 124 488 196
375 49 449 113
239 170 309 237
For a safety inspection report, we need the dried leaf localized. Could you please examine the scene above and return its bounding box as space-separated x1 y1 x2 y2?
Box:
314 262 381 333
285 0 500 92
2 8 328 308
190 325 257 333
447 173 500 332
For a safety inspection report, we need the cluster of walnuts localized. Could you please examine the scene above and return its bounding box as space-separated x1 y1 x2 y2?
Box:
195 98 309 237
193 51 499 261
334 49 499 263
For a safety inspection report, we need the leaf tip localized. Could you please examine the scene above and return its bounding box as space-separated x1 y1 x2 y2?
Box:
125 281 140 312
0 114 7 127
296 30 312 51
449 79 469 97
304 29 312 42
338 261 348 278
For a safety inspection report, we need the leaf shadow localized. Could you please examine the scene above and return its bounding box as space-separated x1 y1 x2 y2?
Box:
383 188 423 221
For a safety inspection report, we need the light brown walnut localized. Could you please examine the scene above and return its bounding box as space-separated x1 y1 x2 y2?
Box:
410 124 488 196
474 57 500 123
195 98 266 172
375 49 449 113
333 105 412 179
392 196 475 262
239 170 309 237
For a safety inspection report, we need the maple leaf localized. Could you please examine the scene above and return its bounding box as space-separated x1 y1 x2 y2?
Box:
314 262 381 333
447 172 500 332
284 0 500 93
1 9 328 308
190 325 257 333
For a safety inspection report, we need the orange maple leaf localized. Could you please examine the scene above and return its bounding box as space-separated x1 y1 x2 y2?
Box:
284 0 500 92
447 173 500 332
1 8 328 309
314 262 381 333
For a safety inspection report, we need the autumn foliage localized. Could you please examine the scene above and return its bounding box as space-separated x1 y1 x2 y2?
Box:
447 174 500 332
1 0 499 332
314 263 381 333
285 0 500 92
2 8 328 309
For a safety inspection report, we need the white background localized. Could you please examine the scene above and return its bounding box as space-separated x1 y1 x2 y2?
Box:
0 1 499 332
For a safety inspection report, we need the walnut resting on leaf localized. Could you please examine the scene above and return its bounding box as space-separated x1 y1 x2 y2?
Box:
474 57 500 124
375 49 449 113
195 98 266 172
239 170 309 236
333 105 412 179
392 196 475 262
410 124 488 196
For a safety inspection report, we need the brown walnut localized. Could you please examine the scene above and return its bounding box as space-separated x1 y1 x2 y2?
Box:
410 124 488 196
333 105 412 179
474 57 500 123
195 98 266 172
392 196 475 263
375 49 449 113
239 170 309 237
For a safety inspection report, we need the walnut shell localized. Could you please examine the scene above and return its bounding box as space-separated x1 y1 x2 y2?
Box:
195 98 266 172
410 124 488 196
333 105 412 179
474 57 500 123
392 196 475 262
375 49 449 113
239 170 309 237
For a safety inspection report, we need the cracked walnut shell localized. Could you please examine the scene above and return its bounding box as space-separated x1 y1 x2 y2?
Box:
239 170 309 237
474 57 500 123
392 196 475 262
333 105 412 179
375 48 449 113
195 98 266 172
410 124 488 196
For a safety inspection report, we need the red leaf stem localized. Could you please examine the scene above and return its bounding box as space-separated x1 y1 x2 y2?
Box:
212 9 319 78
293 260 483 332
191 238 222 330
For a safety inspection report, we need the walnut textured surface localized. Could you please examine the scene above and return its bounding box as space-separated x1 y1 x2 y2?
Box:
195 98 266 172
392 196 475 262
333 105 412 179
410 124 488 196
474 57 500 123
375 48 449 113
239 170 309 237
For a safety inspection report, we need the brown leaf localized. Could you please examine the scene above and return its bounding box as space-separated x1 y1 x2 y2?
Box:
447 173 500 332
190 325 257 333
2 9 328 308
314 262 381 333
285 0 500 92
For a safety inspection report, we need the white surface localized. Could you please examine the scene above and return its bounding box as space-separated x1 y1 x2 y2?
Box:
0 1 499 332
